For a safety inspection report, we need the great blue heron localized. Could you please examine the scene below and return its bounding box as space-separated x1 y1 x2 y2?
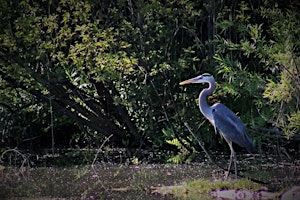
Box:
180 73 257 179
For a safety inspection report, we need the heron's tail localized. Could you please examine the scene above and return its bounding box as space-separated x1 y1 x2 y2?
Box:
246 143 257 154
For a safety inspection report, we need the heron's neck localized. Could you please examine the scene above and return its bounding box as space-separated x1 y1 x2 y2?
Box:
199 82 215 118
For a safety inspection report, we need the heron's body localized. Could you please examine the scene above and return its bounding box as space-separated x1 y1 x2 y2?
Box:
210 103 257 153
180 73 257 179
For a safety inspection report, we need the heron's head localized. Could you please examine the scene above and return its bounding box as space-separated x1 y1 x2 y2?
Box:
179 73 214 85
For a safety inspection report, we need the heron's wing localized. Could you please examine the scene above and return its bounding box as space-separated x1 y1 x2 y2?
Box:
212 103 253 149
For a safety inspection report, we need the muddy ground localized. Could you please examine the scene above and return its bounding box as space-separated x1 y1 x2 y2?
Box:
1 152 299 199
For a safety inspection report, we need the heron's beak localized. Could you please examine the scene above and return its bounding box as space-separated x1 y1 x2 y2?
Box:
179 77 199 85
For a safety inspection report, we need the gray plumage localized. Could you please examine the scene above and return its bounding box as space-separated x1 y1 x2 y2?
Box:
212 103 257 154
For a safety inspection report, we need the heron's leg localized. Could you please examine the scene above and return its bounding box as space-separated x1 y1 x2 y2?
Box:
225 153 232 179
225 141 237 179
232 150 237 179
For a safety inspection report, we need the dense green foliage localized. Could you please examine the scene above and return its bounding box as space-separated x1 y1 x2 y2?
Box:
1 0 299 163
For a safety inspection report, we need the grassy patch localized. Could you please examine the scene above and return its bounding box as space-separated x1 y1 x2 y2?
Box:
153 178 262 199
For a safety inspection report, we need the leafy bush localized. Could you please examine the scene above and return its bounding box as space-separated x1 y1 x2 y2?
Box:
0 0 299 164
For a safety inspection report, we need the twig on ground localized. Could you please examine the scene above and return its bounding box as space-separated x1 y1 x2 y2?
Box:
90 134 113 191
91 134 113 167
0 148 30 174
184 122 218 167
